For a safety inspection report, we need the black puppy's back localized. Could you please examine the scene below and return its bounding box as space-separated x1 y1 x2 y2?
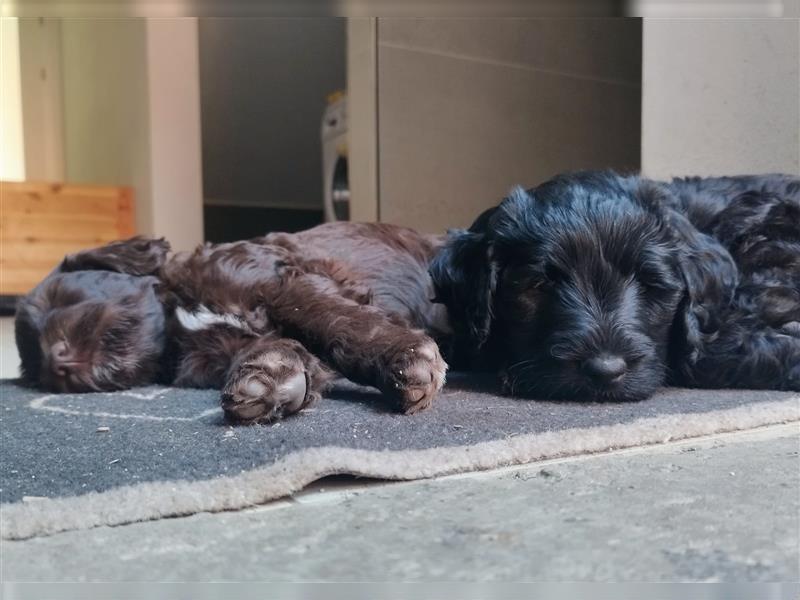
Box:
664 174 800 231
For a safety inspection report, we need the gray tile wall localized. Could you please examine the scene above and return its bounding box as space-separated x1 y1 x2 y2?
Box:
376 18 642 232
642 19 800 179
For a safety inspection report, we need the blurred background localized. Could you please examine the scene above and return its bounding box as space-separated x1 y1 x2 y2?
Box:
1 12 799 375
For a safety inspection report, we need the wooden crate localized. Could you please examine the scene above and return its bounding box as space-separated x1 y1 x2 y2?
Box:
1 181 135 296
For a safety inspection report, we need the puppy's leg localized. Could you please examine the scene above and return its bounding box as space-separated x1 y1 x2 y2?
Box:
222 336 334 424
690 332 799 391
329 322 448 414
270 278 447 414
676 313 800 392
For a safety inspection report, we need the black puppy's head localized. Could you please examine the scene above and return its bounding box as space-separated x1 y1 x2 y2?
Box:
431 171 735 401
15 237 170 392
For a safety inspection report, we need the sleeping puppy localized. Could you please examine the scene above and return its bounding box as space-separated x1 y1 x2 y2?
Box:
14 238 169 393
19 172 798 413
430 171 800 401
15 224 449 423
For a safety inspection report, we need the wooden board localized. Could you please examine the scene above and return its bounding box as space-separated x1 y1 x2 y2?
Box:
1 181 135 295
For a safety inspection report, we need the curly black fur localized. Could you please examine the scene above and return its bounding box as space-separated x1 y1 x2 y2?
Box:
430 171 800 400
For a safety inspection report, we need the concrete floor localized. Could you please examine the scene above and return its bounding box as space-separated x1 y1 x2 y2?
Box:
2 424 798 582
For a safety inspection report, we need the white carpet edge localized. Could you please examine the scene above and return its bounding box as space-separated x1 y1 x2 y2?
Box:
2 397 798 541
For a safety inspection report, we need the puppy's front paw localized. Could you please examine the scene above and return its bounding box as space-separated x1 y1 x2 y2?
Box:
222 347 322 424
385 338 447 414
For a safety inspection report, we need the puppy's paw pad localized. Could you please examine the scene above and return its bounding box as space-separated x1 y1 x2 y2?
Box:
389 339 447 414
222 366 309 424
273 371 309 413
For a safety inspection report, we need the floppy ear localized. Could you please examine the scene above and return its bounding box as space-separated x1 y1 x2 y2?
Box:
430 209 499 352
634 179 739 364
60 236 171 276
670 212 739 365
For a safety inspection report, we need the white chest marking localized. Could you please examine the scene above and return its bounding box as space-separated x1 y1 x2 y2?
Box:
175 305 252 333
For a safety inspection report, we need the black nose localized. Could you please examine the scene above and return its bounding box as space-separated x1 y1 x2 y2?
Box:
51 341 74 377
583 355 627 385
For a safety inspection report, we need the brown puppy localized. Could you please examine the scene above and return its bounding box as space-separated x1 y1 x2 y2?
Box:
16 223 450 423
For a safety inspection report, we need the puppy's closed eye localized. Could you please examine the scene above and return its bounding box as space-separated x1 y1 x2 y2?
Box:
637 269 680 294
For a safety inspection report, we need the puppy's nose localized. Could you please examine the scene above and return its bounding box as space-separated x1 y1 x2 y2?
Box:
51 341 74 377
583 355 627 385
52 341 69 358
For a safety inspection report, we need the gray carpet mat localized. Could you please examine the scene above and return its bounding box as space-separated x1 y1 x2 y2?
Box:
1 376 797 540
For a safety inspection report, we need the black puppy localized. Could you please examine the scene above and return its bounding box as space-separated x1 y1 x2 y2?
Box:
430 171 800 400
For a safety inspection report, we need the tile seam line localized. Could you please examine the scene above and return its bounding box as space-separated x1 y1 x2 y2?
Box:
378 40 642 89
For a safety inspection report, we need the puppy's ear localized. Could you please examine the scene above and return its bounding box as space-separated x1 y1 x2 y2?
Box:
60 236 171 276
430 213 498 350
671 213 738 365
633 178 739 365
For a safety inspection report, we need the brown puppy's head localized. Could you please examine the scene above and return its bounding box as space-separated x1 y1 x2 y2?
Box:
15 237 171 392
15 270 167 392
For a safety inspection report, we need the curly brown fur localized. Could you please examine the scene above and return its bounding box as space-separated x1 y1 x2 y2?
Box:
15 224 449 423
15 239 169 392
